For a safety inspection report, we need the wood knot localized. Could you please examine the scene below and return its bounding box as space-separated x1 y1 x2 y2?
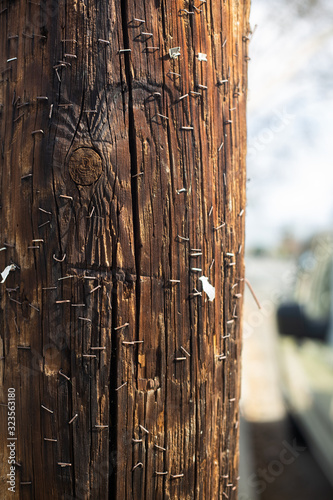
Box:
68 147 103 185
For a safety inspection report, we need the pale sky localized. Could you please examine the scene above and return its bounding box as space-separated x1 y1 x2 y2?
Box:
246 0 333 249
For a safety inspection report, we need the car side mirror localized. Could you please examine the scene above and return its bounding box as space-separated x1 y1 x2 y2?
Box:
277 302 328 341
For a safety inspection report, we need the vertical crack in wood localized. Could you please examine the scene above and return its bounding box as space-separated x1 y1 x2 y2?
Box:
108 0 144 496
120 0 142 371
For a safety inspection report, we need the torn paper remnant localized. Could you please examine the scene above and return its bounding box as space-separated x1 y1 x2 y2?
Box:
197 53 207 62
169 47 181 59
1 264 16 283
199 276 215 301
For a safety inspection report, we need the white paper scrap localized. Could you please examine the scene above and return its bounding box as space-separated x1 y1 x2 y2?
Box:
1 264 16 283
199 276 215 301
169 47 181 59
197 53 207 62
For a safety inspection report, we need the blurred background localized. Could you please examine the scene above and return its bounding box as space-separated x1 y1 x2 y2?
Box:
239 0 333 498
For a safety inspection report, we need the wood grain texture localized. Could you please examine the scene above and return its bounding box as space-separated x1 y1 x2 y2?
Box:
0 0 250 498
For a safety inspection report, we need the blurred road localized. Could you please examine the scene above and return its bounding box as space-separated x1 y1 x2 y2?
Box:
239 255 333 500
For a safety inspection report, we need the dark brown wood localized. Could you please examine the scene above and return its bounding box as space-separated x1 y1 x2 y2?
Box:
0 0 250 498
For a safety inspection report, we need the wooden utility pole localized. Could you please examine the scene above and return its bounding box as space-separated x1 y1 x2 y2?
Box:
0 1 250 498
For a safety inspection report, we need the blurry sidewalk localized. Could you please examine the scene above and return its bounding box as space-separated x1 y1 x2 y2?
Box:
241 256 290 423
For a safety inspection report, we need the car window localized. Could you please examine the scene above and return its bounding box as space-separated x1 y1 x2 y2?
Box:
295 249 332 322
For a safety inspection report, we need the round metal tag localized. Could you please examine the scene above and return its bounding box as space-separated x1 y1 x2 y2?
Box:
68 148 103 186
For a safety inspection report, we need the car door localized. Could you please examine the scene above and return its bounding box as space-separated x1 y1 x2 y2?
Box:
278 236 333 484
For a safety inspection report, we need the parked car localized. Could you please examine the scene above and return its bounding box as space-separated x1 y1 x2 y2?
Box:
277 234 333 486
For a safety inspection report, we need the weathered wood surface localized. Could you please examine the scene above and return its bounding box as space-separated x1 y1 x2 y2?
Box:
0 0 250 498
